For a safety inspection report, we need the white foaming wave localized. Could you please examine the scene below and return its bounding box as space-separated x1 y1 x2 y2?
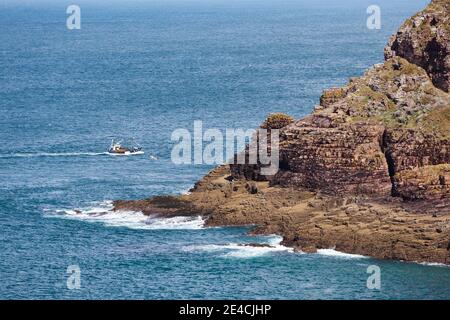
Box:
183 235 294 258
143 215 204 230
316 249 368 259
223 243 293 258
47 201 204 230
266 234 284 246
0 152 108 158
418 262 450 268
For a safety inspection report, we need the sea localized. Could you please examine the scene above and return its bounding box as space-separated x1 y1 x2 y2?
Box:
1 0 449 299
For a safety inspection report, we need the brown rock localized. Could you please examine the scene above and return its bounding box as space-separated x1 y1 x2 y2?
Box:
384 0 450 91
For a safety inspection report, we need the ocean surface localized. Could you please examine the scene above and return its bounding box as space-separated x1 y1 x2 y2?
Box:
1 0 449 299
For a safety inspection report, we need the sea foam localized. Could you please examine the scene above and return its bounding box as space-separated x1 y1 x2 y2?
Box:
316 249 368 259
47 200 204 230
183 235 294 258
418 262 450 268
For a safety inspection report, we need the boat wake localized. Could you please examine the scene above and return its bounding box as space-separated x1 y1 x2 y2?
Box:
183 235 294 258
45 201 204 230
0 152 109 159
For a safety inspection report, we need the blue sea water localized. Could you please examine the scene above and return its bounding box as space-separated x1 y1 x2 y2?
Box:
1 0 449 299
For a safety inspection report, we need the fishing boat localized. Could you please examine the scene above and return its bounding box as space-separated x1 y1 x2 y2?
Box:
108 139 144 156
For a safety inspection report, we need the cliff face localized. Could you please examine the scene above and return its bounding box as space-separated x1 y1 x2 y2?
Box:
232 0 450 203
385 0 450 92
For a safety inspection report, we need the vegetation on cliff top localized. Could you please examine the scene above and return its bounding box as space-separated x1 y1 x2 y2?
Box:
261 113 294 130
315 57 449 139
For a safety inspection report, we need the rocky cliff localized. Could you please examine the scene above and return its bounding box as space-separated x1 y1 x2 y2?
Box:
232 0 450 203
115 0 450 264
385 0 450 92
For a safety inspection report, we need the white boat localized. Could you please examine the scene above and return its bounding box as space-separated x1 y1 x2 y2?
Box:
108 139 144 156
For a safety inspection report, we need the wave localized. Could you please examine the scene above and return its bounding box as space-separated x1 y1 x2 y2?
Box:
45 201 204 230
183 235 294 258
316 249 368 259
418 262 450 268
0 152 109 158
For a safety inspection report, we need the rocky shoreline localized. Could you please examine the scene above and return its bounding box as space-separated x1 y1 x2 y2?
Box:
114 164 450 264
114 0 450 265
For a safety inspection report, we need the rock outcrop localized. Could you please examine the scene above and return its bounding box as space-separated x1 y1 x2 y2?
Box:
271 118 392 196
232 57 449 200
385 0 450 92
232 7 450 201
231 0 450 202
115 1 450 264
114 166 450 264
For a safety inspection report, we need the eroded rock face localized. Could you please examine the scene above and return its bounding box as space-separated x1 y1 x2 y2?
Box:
271 116 392 196
394 164 449 200
231 1 450 202
384 0 450 92
383 129 449 199
232 55 450 200
231 0 450 200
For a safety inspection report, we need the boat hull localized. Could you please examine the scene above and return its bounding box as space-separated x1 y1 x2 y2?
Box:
108 151 145 156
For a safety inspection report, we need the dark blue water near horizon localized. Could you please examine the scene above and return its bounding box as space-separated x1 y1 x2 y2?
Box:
1 0 449 299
